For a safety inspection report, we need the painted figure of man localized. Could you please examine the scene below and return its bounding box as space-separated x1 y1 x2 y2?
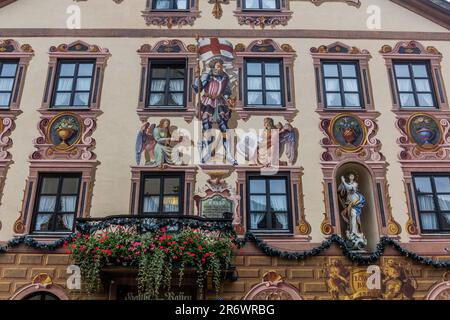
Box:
194 58 237 165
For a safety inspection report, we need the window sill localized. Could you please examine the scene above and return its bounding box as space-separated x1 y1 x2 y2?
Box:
137 107 195 122
234 10 293 28
235 106 297 121
141 9 200 28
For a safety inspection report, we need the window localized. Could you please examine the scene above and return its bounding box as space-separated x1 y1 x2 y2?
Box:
0 60 18 108
247 175 291 232
321 61 363 109
147 60 186 108
152 0 188 10
243 0 280 10
52 60 95 108
245 59 283 107
413 174 450 233
140 174 184 214
393 61 436 108
32 174 81 233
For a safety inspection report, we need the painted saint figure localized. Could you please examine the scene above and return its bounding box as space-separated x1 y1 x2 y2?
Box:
135 119 181 166
338 173 367 250
194 58 237 165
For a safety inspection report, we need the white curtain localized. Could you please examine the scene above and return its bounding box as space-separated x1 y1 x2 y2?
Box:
417 195 435 211
250 213 265 229
247 92 262 105
270 195 287 211
169 80 184 105
74 93 89 106
420 213 438 230
0 79 13 91
275 213 288 229
325 79 340 91
343 79 358 92
35 214 52 231
163 196 179 213
443 213 450 225
265 78 280 91
415 79 431 92
0 93 10 106
1 64 17 77
266 92 281 105
345 94 360 107
250 195 266 211
143 196 159 213
247 77 262 90
327 93 342 106
76 78 91 91
55 93 70 106
400 94 415 107
437 195 450 210
262 0 277 9
397 79 413 92
62 214 74 230
149 80 166 105
155 0 170 9
57 78 73 91
418 94 434 107
60 196 77 212
38 196 56 212
245 0 259 8
176 0 187 9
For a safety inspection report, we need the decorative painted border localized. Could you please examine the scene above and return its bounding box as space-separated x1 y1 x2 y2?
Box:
234 39 297 121
311 41 375 111
142 0 200 29
136 40 197 122
234 0 293 29
235 165 311 240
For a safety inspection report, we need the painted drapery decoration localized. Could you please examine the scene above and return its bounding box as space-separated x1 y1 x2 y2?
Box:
338 172 367 250
194 38 238 165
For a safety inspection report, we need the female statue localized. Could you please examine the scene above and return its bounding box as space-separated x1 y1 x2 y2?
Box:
338 172 367 250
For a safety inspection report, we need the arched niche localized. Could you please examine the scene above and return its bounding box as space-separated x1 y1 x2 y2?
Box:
426 281 450 300
243 282 303 300
335 161 380 250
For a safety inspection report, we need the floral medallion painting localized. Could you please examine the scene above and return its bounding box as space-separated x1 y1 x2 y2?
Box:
407 114 442 150
330 114 366 152
47 113 82 151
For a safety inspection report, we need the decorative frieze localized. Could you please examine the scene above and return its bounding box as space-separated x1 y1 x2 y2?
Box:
142 0 200 28
234 0 292 29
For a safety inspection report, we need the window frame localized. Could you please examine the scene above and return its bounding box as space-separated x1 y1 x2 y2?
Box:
412 173 450 234
151 0 190 11
139 172 185 215
0 59 19 109
50 59 96 109
244 58 285 108
242 0 281 11
31 173 82 234
321 60 364 110
146 59 187 109
393 60 437 109
246 172 292 233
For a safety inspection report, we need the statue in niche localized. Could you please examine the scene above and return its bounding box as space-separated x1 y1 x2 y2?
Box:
194 37 237 165
238 117 297 166
338 172 368 250
135 119 183 166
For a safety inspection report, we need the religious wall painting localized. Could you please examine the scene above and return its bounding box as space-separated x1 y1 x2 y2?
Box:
407 114 442 151
135 118 189 167
331 114 366 152
194 38 239 166
236 118 298 167
324 258 418 300
47 114 82 151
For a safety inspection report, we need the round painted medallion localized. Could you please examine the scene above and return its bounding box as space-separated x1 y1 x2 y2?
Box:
330 114 366 151
407 114 442 150
47 113 82 150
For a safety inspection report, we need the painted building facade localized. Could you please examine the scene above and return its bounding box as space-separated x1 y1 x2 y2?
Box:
0 0 449 300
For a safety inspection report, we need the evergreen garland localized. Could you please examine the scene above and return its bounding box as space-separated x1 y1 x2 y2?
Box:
0 219 449 269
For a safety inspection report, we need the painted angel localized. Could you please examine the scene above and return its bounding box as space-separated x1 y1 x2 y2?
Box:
277 122 296 166
135 121 156 165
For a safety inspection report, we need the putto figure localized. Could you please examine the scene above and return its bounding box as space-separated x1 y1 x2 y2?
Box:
338 172 367 250
194 38 237 165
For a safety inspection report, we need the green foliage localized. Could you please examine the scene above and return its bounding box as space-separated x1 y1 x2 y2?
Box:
66 226 235 298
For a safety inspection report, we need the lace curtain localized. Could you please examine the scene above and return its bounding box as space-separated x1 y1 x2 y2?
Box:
143 196 159 213
149 80 166 105
169 79 184 105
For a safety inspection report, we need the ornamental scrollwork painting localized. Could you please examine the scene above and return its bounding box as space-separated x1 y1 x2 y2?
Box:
31 112 96 161
396 113 450 161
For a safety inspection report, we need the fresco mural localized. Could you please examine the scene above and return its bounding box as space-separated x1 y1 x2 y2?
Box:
407 114 442 149
47 114 82 150
331 114 366 151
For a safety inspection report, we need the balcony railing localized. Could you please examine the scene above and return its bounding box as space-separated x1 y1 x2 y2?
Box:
75 213 234 235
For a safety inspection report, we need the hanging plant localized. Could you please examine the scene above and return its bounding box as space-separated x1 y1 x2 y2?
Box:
66 226 235 297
